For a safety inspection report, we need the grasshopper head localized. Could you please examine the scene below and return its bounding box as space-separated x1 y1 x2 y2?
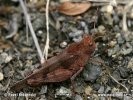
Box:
82 34 96 54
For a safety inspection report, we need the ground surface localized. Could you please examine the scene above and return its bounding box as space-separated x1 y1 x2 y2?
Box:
0 0 133 100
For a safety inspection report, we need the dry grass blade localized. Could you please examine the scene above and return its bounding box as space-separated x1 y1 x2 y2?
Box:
58 2 91 16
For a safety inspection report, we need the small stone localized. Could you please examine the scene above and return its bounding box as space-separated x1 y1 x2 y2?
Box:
98 25 106 35
0 49 3 53
40 86 47 94
101 5 113 14
55 86 72 98
128 58 133 68
93 84 101 91
105 86 111 93
0 72 4 81
106 5 113 13
37 30 43 35
107 45 120 56
127 20 132 27
40 95 47 100
130 9 133 19
3 66 11 77
120 43 132 55
124 32 133 42
60 41 67 48
74 94 83 100
0 53 8 64
109 41 117 47
112 54 116 58
115 33 121 38
113 15 120 24
118 67 129 78
83 63 101 82
90 28 98 34
98 86 105 93
85 86 92 95
69 30 83 38
5 55 12 63
0 84 3 89
73 36 83 42
116 33 124 44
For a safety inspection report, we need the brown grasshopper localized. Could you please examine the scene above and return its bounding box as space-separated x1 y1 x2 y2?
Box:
10 34 96 91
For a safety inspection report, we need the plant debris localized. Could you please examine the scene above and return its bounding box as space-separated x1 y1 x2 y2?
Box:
58 2 91 15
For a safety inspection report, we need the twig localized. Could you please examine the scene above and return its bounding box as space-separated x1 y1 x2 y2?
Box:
24 0 29 44
122 1 133 31
19 0 44 63
109 73 129 93
92 60 129 93
43 0 50 60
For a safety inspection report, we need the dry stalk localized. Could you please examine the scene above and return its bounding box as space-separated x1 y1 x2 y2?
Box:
122 1 133 31
43 0 50 61
109 73 129 93
19 0 44 63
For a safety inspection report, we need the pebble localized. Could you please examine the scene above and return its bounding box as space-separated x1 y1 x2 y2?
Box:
113 25 120 32
115 33 121 38
127 57 133 69
120 43 132 55
116 33 124 44
0 72 4 81
118 67 129 78
40 95 47 100
84 86 92 95
74 79 85 93
55 86 72 98
93 84 101 91
73 36 82 42
98 86 105 93
106 5 113 14
60 41 67 48
124 32 133 42
101 5 113 14
90 28 98 34
105 86 111 93
37 30 43 36
113 15 120 24
17 96 25 100
32 13 45 31
0 53 13 64
129 7 133 18
69 30 83 38
98 25 106 35
109 40 117 47
107 44 120 57
3 66 10 77
74 94 83 100
80 21 89 33
40 86 47 94
83 63 102 82
5 55 12 63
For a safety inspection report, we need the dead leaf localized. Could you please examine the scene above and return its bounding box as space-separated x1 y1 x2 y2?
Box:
58 2 91 16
